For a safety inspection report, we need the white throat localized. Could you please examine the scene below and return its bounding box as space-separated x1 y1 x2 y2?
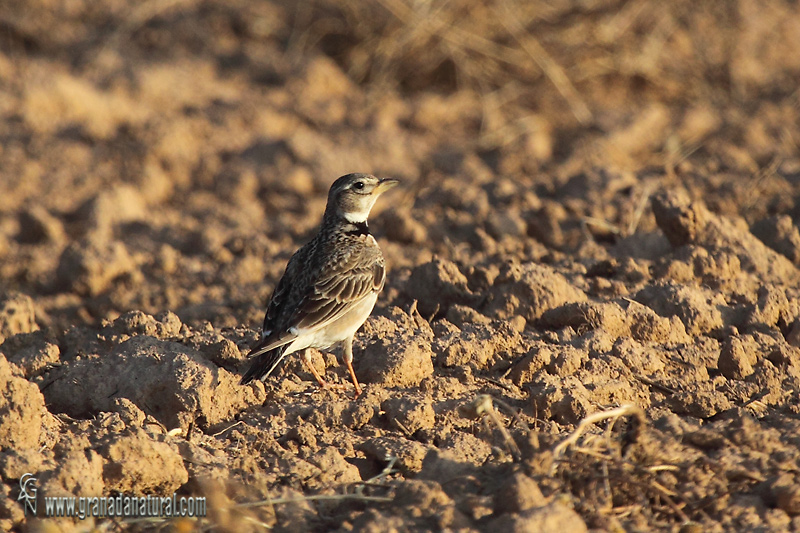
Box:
343 210 369 223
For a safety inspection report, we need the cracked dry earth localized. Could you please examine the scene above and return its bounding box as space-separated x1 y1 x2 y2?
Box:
3 1 800 532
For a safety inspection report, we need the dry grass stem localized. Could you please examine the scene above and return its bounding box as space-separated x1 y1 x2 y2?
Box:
496 1 592 125
552 403 645 466
237 493 393 509
627 183 654 235
461 394 523 461
211 420 244 438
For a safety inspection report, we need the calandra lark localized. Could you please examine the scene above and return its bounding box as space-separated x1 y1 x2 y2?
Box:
240 173 399 397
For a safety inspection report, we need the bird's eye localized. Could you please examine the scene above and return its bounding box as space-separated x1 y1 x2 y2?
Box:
353 181 365 190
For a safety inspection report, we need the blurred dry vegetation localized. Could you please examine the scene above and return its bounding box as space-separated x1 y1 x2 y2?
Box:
2 3 795 281
300 0 800 176
2 0 799 183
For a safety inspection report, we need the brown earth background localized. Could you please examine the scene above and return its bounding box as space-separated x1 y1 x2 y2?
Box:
2 0 800 531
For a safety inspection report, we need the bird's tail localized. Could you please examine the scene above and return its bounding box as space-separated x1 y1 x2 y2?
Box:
240 344 289 385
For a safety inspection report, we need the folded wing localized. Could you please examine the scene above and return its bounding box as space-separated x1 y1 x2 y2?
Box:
244 248 385 363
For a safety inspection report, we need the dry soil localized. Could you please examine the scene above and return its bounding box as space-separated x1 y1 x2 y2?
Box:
2 1 800 531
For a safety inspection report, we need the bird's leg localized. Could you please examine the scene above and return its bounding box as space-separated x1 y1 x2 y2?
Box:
301 349 328 389
343 337 363 398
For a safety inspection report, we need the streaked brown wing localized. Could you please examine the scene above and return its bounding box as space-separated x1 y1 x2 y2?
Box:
251 240 384 358
260 244 310 336
261 276 288 335
248 248 308 359
291 256 384 332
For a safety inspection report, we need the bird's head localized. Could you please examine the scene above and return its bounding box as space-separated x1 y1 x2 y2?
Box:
325 173 399 224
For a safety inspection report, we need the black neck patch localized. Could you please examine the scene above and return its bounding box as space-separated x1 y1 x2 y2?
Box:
345 220 370 236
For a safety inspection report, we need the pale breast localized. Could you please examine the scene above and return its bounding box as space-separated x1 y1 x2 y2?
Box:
314 292 378 348
282 292 378 355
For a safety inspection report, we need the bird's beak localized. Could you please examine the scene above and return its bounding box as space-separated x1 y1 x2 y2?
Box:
375 178 400 194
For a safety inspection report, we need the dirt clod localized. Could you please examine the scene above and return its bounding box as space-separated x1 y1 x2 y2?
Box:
383 396 435 434
17 206 66 245
1 331 59 378
488 501 588 533
486 263 587 322
56 238 138 296
0 355 46 449
0 292 38 343
635 281 726 335
100 429 189 494
405 259 478 318
652 190 708 247
766 474 800 516
494 471 548 514
752 215 800 265
719 336 759 380
357 307 435 387
44 336 263 431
